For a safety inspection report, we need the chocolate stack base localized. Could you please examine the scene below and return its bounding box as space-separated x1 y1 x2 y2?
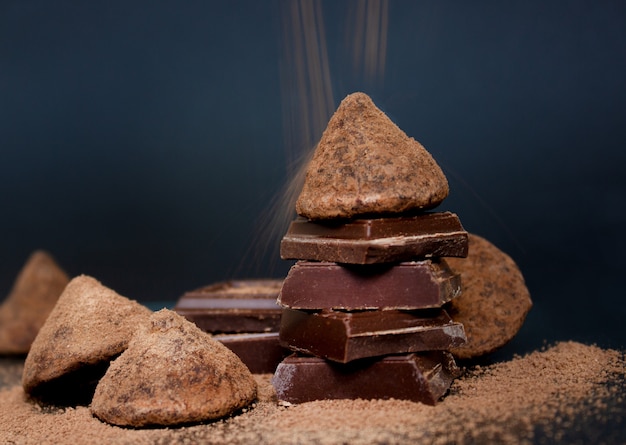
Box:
272 351 461 405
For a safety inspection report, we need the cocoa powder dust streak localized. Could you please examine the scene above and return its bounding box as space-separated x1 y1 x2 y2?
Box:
239 1 390 277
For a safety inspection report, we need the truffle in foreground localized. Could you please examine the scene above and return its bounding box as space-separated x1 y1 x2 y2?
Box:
22 275 152 403
91 309 258 427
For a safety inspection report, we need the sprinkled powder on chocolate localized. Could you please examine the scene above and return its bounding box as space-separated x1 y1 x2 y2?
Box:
1 341 624 444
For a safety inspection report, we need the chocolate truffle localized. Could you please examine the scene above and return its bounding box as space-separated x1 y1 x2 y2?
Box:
0 251 69 355
295 92 449 219
22 275 152 396
446 234 532 359
91 309 258 427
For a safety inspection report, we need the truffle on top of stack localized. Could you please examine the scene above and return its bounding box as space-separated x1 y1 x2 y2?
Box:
272 92 469 405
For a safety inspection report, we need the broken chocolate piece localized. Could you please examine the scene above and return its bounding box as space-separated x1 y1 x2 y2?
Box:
279 308 466 363
174 279 283 333
272 351 460 405
213 332 290 374
279 260 460 310
295 92 449 220
280 212 468 264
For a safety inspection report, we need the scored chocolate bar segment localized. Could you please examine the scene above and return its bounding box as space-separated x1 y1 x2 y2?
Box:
174 279 283 333
280 212 468 264
213 332 290 374
278 259 460 310
272 351 460 405
279 308 466 363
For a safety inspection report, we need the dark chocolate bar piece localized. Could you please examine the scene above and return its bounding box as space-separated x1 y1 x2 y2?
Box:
271 351 460 405
279 308 466 363
174 279 283 333
280 212 468 264
278 260 460 310
213 332 290 374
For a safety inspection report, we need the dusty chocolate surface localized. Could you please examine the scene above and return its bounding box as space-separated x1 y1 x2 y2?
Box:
1 341 624 444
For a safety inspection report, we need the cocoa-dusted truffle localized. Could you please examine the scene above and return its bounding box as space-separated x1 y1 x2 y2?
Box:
296 92 449 219
91 309 258 427
0 251 69 355
22 275 152 396
446 234 532 359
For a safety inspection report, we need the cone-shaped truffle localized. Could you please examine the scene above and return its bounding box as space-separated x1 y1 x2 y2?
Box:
91 309 258 427
446 234 532 359
296 92 449 219
0 250 69 355
22 275 152 397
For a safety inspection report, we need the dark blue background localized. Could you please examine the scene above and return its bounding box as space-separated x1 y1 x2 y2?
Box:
1 1 625 355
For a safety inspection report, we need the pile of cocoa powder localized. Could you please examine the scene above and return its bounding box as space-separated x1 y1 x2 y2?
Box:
1 341 624 444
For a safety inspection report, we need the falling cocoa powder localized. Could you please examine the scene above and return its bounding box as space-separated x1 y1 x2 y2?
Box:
0 341 624 444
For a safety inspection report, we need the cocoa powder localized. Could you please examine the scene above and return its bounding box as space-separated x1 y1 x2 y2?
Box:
0 341 624 444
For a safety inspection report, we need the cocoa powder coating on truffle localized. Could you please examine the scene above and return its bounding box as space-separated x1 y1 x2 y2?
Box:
296 92 449 219
90 309 258 427
446 234 533 359
0 251 69 355
22 275 152 394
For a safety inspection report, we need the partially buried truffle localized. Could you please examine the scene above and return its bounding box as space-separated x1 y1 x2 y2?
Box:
91 309 258 427
0 251 69 355
446 234 532 359
22 275 152 400
296 92 449 219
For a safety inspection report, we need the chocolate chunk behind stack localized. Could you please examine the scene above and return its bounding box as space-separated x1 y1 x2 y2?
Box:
174 279 283 334
0 251 69 355
91 309 257 427
445 234 532 359
22 275 152 401
174 279 289 373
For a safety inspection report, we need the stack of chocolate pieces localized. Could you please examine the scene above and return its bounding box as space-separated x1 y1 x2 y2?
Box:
272 92 469 405
173 279 289 373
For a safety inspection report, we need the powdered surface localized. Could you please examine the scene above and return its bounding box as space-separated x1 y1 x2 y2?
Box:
22 275 153 397
91 309 257 427
0 250 69 354
296 92 449 219
447 233 533 359
1 341 624 444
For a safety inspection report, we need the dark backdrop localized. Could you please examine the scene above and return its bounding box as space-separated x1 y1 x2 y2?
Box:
1 1 625 355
